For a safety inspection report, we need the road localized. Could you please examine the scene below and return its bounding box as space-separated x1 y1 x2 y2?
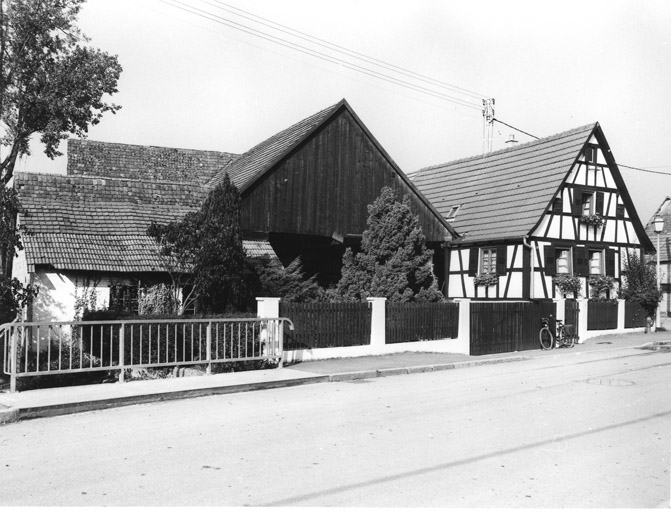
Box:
0 347 669 507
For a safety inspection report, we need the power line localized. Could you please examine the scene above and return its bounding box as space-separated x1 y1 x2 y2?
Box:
492 118 540 140
160 0 484 111
208 0 488 101
618 164 671 177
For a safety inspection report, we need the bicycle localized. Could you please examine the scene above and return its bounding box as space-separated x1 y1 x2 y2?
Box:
539 316 576 350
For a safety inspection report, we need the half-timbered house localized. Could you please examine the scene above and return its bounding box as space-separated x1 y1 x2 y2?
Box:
411 123 654 300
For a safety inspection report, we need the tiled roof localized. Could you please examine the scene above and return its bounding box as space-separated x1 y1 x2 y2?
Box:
411 124 596 243
68 139 239 184
15 173 276 272
209 100 343 190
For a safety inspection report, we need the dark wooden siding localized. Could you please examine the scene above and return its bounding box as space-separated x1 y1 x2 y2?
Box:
241 109 447 242
470 300 556 355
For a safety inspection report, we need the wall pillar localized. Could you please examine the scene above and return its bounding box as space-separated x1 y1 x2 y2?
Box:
617 299 625 331
256 297 280 318
454 298 471 355
577 299 588 343
553 298 566 323
366 297 386 349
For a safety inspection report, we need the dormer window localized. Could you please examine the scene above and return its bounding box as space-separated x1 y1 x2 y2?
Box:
446 205 460 222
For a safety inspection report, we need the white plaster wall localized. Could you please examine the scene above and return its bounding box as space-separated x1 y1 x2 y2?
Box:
31 270 111 323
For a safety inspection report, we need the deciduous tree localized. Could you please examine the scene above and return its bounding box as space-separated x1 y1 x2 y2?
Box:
621 252 661 316
148 175 253 314
0 0 122 185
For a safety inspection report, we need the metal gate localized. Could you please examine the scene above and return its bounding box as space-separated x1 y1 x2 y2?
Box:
564 299 580 343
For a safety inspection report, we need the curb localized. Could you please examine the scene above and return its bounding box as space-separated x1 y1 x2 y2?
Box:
1 375 331 424
327 355 528 382
0 354 527 424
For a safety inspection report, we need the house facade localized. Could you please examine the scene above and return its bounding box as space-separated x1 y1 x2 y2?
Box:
411 123 653 300
645 197 670 316
12 99 456 322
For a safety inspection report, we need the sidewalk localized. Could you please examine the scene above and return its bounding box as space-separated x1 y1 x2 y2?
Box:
1 330 669 425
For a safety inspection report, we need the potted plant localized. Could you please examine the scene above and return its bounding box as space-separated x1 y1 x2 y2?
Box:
579 214 606 229
474 274 499 287
552 274 582 298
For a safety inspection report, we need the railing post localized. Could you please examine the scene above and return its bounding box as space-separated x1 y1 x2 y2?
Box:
10 327 17 393
206 321 212 375
278 319 284 369
118 323 125 384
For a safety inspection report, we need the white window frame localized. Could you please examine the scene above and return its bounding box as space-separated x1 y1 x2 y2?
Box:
589 249 604 276
480 248 497 275
556 247 572 275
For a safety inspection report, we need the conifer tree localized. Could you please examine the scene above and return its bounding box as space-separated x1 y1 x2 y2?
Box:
336 186 443 302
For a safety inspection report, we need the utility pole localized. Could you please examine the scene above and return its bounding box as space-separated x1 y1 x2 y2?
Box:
482 98 495 154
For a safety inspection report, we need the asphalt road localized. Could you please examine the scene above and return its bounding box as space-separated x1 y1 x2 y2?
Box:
1 347 669 507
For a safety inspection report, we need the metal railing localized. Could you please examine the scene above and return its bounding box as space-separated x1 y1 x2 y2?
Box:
1 317 294 392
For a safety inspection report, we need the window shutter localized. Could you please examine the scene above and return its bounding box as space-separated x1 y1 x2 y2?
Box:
596 192 604 215
544 245 556 276
574 246 589 276
571 188 583 215
496 245 507 276
553 196 563 213
606 248 616 276
468 248 479 276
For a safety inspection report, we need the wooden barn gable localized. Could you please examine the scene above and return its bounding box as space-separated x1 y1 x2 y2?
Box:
211 99 457 244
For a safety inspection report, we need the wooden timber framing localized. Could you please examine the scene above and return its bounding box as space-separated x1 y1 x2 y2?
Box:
412 123 654 300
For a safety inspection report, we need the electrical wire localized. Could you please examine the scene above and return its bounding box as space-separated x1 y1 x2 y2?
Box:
207 0 488 101
492 118 540 140
618 164 671 177
160 0 484 111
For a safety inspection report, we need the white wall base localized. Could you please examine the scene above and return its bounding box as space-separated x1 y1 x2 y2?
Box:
282 337 469 364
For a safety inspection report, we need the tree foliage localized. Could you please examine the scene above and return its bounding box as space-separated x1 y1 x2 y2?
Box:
0 187 36 322
620 252 661 315
254 256 322 303
148 175 253 314
0 0 122 185
335 186 443 302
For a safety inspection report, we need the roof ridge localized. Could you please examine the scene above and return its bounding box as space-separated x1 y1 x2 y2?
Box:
68 138 240 157
15 171 208 189
416 123 596 174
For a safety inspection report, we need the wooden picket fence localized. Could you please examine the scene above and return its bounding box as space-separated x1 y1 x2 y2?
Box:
386 302 459 343
279 302 371 350
470 300 556 356
587 301 618 330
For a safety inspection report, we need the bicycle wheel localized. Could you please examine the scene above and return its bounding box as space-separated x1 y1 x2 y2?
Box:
565 335 575 348
539 327 554 350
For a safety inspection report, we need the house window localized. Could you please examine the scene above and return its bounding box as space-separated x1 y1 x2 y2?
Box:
480 248 497 275
552 196 563 213
582 192 594 216
556 248 571 275
110 285 138 314
589 250 603 275
584 146 597 164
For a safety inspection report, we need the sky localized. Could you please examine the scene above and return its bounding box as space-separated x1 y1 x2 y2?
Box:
16 0 671 225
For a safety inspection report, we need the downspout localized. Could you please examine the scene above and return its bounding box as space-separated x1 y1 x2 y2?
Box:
522 236 534 299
